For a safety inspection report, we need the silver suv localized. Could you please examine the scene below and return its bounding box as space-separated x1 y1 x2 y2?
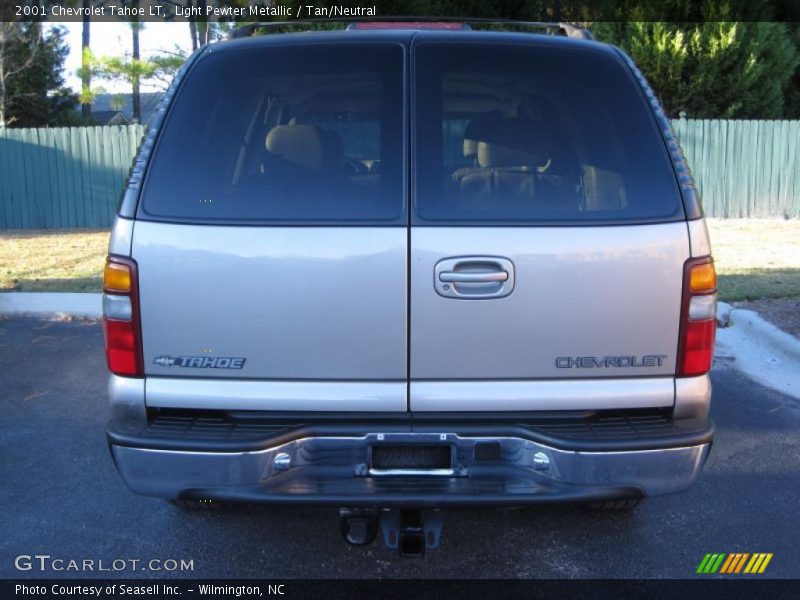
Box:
103 21 716 552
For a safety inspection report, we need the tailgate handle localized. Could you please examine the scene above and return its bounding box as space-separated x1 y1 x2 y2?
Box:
434 257 515 299
439 271 508 283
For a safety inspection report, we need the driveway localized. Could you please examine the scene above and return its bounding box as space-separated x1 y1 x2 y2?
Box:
1 317 798 578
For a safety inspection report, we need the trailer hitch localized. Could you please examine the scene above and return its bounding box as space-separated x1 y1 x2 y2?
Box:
339 508 442 556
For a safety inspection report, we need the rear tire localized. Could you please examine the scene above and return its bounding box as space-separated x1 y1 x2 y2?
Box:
587 498 643 511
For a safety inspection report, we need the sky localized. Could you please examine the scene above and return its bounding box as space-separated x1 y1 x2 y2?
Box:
59 22 193 94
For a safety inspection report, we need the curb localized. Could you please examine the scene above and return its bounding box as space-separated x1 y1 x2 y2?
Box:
717 301 800 362
715 301 800 400
716 301 734 328
0 292 102 319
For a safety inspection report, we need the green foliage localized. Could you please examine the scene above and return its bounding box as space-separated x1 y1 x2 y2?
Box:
592 21 800 118
76 47 98 106
148 54 188 87
296 1 800 119
1 24 79 128
89 48 187 95
786 24 800 118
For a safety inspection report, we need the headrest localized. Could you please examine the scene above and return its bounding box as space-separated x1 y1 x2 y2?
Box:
476 118 549 168
266 124 343 170
462 117 493 158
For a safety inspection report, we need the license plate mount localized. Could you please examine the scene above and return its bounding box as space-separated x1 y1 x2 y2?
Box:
369 444 453 474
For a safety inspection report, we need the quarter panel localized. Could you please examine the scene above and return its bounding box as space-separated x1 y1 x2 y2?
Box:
108 374 146 422
687 218 712 257
674 373 711 421
108 217 134 257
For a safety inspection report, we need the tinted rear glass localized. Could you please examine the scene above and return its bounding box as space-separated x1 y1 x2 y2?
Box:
140 43 405 223
414 42 683 224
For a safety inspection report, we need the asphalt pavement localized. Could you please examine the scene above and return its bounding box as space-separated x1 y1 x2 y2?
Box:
1 316 799 578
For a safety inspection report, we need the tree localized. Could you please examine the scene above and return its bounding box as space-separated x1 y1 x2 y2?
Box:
90 49 186 118
90 1 176 123
148 52 188 89
0 23 78 128
592 21 800 118
189 16 198 51
131 16 142 121
154 0 241 49
784 23 800 118
0 23 36 128
81 0 92 120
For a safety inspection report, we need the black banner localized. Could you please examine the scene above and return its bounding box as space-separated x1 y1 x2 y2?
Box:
3 579 800 600
2 0 800 24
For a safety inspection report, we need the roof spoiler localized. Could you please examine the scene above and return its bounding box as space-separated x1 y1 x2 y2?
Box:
228 18 593 41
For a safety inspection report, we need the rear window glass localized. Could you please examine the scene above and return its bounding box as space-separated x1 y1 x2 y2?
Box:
140 44 405 223
414 42 683 224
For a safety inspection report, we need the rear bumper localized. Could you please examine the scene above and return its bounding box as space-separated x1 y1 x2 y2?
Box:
108 413 713 507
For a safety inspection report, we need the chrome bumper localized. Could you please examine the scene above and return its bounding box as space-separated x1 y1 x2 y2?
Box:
110 432 711 507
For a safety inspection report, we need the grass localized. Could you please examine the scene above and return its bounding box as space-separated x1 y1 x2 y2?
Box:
0 220 798 300
0 229 108 292
706 219 800 302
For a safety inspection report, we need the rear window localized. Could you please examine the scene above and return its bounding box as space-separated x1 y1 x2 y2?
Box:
413 42 683 224
140 43 405 224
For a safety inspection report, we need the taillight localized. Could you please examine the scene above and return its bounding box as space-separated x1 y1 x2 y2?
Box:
677 257 717 377
102 256 143 377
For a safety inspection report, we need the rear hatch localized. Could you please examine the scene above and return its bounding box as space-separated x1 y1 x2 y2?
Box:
408 37 689 411
131 34 690 414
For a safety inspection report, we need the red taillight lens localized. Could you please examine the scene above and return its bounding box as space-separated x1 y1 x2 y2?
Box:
104 319 140 376
102 256 143 377
680 319 716 376
677 257 717 377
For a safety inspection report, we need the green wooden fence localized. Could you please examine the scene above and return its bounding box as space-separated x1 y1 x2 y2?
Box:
0 120 798 229
672 119 800 218
0 125 144 229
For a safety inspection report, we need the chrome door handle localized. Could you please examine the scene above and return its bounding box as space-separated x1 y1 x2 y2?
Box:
433 257 515 299
438 271 509 283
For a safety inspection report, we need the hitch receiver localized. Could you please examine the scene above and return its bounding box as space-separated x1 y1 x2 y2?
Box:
380 509 443 556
